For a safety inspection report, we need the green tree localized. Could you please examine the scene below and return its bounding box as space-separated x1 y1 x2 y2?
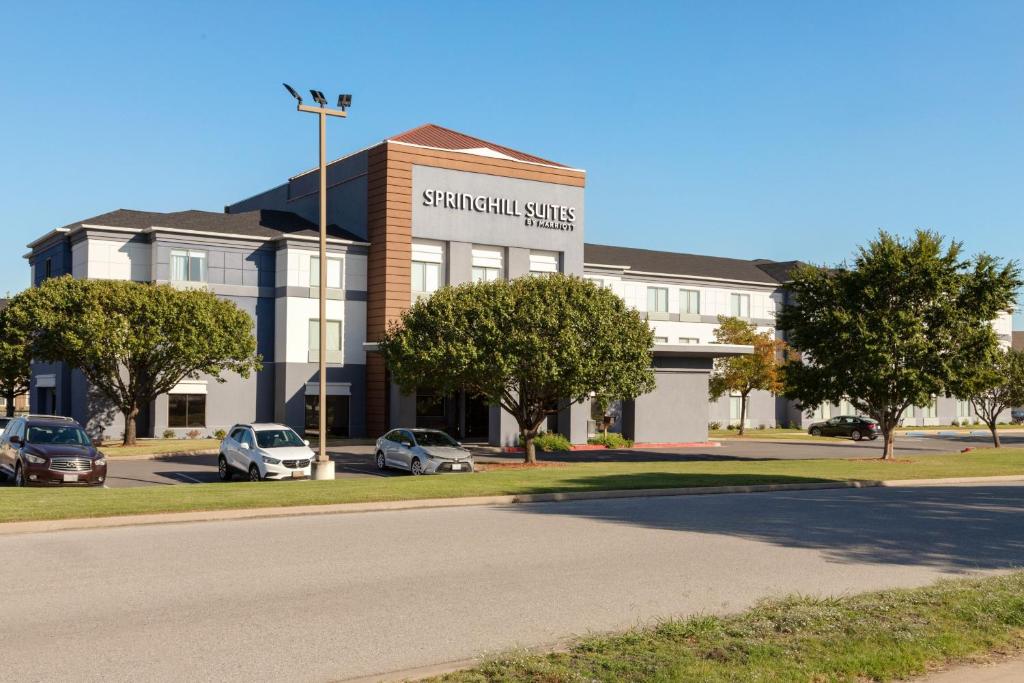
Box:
777 230 1019 460
7 277 262 445
0 306 30 418
379 274 656 463
951 347 1024 448
708 316 788 436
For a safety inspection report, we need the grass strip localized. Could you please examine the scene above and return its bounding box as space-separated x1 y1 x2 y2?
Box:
432 572 1024 682
2 449 1024 524
99 439 220 457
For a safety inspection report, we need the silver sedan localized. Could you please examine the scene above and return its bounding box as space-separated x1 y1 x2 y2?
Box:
375 428 474 475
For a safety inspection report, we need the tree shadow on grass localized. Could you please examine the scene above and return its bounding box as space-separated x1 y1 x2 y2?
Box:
508 477 1024 571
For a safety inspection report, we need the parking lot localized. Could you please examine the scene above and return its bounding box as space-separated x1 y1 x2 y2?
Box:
70 429 1022 488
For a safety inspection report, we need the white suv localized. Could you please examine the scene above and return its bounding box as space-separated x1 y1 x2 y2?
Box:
219 423 315 481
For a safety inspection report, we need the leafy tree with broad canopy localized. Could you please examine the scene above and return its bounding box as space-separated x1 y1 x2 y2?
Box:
708 316 790 436
777 230 1019 460
0 306 30 418
950 347 1024 448
7 276 262 445
379 274 656 463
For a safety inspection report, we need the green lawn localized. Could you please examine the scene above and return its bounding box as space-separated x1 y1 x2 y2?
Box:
100 438 220 457
3 449 1024 524
431 572 1024 682
711 424 1019 440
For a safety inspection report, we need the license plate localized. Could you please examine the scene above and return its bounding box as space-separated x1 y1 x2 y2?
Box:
292 471 305 478
63 474 78 483
450 463 462 471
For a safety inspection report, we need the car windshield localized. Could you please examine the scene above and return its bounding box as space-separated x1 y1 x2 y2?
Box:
255 429 305 449
26 425 91 446
411 430 460 448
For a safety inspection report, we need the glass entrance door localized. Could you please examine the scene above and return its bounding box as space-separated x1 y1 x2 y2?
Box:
304 395 350 437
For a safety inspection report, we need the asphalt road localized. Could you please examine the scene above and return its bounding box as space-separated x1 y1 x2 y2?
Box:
95 430 1020 488
2 482 1022 682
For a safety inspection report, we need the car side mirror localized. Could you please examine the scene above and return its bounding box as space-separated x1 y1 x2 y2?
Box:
303 439 310 447
9 436 20 446
240 442 250 450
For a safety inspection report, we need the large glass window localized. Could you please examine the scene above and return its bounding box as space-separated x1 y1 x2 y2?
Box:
168 394 206 427
528 250 559 275
647 287 668 313
680 289 700 315
730 293 750 318
471 247 503 283
678 337 699 344
412 261 441 298
170 250 207 283
310 256 343 289
308 319 343 352
304 395 350 437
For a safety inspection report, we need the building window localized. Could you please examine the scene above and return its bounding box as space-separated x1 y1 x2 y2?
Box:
678 337 699 344
168 394 206 428
412 261 441 299
170 250 207 283
308 319 343 352
814 403 831 421
528 250 559 275
730 293 750 318
729 394 747 426
471 247 503 283
680 289 700 315
838 399 853 416
310 256 343 289
653 336 668 344
956 400 973 418
647 287 668 313
44 258 53 279
921 399 938 419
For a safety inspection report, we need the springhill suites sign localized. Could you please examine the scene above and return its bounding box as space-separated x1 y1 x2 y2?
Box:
421 189 577 231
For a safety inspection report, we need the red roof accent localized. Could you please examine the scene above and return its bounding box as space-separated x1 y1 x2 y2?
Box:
387 123 567 168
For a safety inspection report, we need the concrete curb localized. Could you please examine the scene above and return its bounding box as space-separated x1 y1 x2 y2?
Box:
105 449 219 461
2 474 1023 537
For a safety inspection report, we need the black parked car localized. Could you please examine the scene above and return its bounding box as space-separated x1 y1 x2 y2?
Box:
807 415 879 441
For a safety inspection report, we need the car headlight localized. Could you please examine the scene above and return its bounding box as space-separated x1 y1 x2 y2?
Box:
24 453 46 465
95 457 107 467
262 455 281 465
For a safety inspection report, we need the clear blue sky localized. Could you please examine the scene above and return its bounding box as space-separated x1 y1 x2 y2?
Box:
2 1 1022 322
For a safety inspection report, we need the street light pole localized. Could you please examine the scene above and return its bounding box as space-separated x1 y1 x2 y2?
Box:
283 85 351 481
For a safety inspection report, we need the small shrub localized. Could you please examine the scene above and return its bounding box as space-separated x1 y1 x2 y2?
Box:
162 429 176 439
588 432 634 449
726 424 737 431
185 429 202 440
213 429 227 440
519 431 572 452
757 424 767 430
708 421 722 430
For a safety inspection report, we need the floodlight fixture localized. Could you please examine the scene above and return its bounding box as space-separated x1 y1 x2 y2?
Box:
282 83 303 104
310 89 328 106
337 93 352 111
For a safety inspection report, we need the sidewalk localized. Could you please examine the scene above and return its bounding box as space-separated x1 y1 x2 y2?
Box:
922 658 1024 682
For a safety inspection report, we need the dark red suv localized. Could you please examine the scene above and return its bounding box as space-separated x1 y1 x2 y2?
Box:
0 415 107 487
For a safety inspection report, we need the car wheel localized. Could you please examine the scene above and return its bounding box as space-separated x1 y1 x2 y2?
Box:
375 451 387 471
810 427 822 437
248 464 262 482
14 463 25 487
851 429 862 441
218 455 233 481
410 458 423 476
